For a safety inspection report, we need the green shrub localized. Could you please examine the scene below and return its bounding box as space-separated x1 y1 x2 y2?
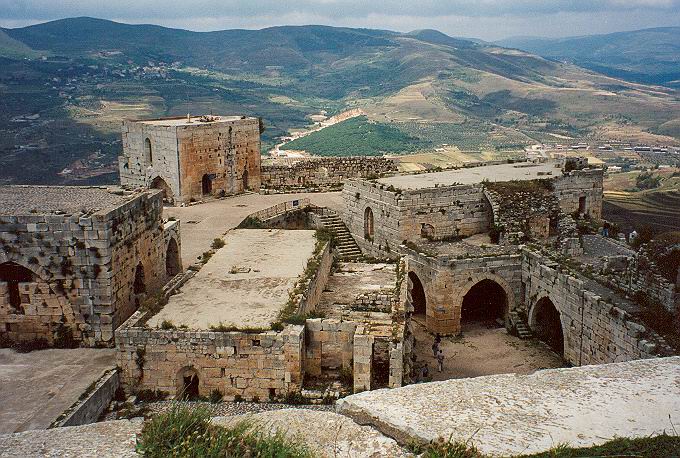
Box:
211 238 225 249
160 320 176 330
136 405 312 458
237 216 264 229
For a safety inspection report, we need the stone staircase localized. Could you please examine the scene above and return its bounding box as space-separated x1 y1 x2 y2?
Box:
510 311 533 340
318 211 363 260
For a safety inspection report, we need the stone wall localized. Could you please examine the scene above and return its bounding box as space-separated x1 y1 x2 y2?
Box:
56 369 120 428
343 180 492 258
115 311 304 401
0 190 174 346
305 318 356 377
119 117 261 204
552 169 603 219
261 157 396 190
522 249 666 365
297 243 333 315
406 251 522 335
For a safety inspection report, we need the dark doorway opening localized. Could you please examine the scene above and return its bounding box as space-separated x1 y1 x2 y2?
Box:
461 279 507 326
364 207 374 240
165 239 181 277
408 272 427 316
533 297 564 355
0 262 34 311
133 263 146 294
181 370 200 400
201 174 213 195
578 196 587 214
371 341 390 389
243 169 249 190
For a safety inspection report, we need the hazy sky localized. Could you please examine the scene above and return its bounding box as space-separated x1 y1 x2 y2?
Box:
2 0 680 41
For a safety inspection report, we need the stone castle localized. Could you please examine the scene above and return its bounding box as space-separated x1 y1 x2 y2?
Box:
1 114 678 448
118 115 262 204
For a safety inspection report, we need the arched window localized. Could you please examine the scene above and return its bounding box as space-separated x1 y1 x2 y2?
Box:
144 138 153 164
364 207 374 240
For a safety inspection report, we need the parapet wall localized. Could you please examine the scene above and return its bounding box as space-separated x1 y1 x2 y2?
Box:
115 310 305 401
522 249 666 365
261 157 396 190
552 169 603 219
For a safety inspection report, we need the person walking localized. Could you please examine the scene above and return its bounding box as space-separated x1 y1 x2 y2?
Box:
432 339 439 357
436 349 445 372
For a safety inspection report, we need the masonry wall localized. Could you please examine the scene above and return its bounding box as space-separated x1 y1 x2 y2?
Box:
261 157 396 189
0 190 174 346
522 250 664 366
343 180 492 258
305 318 356 377
177 119 261 200
119 121 181 196
552 169 603 219
115 311 304 401
406 251 522 335
119 117 261 204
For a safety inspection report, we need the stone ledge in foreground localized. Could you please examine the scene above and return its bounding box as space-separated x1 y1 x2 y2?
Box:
336 356 680 456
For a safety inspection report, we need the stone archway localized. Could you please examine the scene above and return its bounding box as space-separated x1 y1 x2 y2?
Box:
460 279 508 326
364 207 374 240
530 296 564 356
452 274 515 333
408 271 427 316
150 176 173 203
165 238 181 278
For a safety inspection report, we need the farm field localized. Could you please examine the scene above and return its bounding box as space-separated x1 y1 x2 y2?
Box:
603 168 680 234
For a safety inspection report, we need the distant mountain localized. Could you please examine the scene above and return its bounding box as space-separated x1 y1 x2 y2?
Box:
1 18 679 185
498 27 680 87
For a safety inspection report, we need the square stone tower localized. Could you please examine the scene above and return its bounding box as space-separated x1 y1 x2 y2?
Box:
119 115 262 204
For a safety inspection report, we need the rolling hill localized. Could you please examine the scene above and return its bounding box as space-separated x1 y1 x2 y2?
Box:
0 18 679 184
498 27 680 87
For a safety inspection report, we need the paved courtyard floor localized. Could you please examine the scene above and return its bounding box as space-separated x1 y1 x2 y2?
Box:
164 192 343 268
412 318 565 381
0 348 116 433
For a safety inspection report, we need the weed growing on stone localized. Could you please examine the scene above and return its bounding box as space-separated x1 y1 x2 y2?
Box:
211 238 225 249
136 405 313 458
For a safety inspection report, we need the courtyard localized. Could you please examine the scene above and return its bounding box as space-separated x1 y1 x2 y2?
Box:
411 318 565 382
0 348 115 434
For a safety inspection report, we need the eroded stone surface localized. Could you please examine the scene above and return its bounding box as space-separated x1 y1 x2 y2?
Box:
214 408 410 458
0 419 141 458
337 357 680 456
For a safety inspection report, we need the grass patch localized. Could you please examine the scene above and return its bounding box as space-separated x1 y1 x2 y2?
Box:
136 405 312 458
412 434 680 457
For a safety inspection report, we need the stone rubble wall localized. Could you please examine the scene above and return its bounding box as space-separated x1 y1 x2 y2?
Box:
522 249 666 366
0 190 172 346
115 310 305 401
261 157 396 190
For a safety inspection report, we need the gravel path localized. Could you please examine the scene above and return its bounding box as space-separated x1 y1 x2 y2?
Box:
145 400 334 416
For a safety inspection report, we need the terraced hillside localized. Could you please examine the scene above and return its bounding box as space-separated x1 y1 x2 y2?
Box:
1 18 679 184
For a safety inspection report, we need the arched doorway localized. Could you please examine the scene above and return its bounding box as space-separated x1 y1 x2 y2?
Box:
0 262 35 311
364 207 374 240
165 239 181 277
408 272 427 316
150 176 173 203
178 367 200 400
144 138 153 164
201 174 213 196
421 224 435 240
133 262 146 294
461 279 507 327
532 297 564 355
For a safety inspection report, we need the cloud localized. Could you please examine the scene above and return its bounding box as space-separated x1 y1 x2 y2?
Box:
1 0 680 39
